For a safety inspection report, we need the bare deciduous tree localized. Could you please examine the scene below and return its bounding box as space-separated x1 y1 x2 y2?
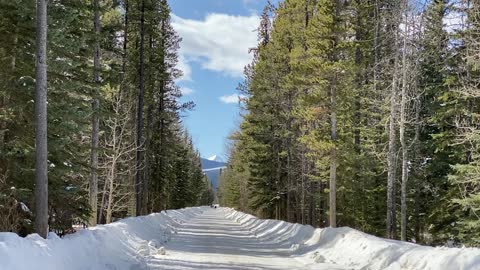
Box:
99 92 138 224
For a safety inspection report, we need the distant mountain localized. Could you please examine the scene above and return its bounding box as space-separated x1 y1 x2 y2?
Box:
207 155 224 163
201 158 227 170
201 157 227 190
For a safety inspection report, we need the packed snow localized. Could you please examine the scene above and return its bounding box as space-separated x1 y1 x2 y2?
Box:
0 207 479 270
225 209 480 270
0 208 202 270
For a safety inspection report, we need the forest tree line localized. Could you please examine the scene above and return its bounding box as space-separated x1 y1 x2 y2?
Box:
0 0 214 238
218 0 480 246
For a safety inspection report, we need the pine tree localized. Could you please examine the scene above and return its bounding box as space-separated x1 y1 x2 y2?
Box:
219 133 251 211
237 2 283 219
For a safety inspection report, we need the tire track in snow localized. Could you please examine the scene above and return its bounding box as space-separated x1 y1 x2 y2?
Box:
147 208 345 270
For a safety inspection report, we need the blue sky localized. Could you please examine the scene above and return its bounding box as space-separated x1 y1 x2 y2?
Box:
169 0 279 159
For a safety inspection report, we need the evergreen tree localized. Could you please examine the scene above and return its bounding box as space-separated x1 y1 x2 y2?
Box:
220 0 480 246
448 0 480 246
0 0 206 234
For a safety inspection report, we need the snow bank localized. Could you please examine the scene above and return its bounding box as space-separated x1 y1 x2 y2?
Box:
0 207 205 270
224 208 480 270
2 207 479 270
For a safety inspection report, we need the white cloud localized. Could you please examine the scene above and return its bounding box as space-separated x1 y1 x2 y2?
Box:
172 13 259 78
180 87 195 96
177 54 192 81
219 94 245 104
242 0 257 8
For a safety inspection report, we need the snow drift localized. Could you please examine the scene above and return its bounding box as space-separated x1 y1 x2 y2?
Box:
0 207 204 270
224 208 480 270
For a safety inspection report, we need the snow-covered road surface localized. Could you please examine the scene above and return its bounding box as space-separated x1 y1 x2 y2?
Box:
1 206 480 270
149 208 344 270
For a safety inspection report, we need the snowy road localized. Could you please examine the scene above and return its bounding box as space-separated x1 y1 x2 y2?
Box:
2 207 478 270
148 208 345 270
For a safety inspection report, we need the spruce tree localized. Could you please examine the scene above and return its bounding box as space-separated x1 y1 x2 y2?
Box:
448 0 480 246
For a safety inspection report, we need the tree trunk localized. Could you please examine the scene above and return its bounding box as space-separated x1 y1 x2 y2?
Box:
89 0 101 227
412 96 421 241
120 0 128 96
329 80 337 228
400 11 409 241
353 0 364 227
156 79 165 212
143 105 153 214
301 147 306 224
286 91 293 222
373 0 380 94
121 0 135 218
135 0 146 216
106 159 116 224
329 0 343 228
387 51 399 240
34 0 49 239
385 0 404 239
98 175 109 224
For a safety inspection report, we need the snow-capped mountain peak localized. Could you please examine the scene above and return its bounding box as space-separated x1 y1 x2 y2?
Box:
207 155 223 162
